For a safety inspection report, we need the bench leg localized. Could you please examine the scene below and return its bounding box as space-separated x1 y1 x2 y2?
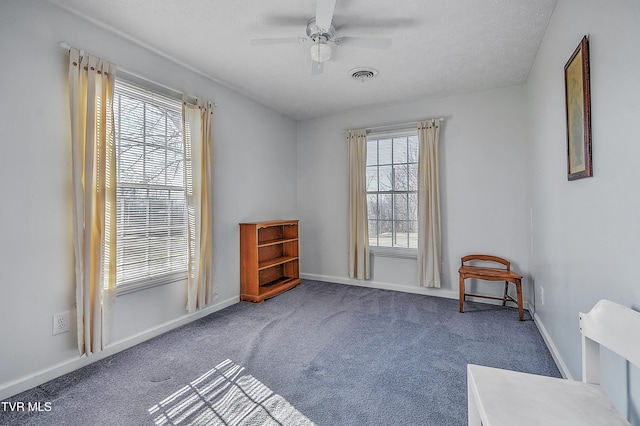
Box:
516 279 524 321
502 281 509 306
459 274 465 313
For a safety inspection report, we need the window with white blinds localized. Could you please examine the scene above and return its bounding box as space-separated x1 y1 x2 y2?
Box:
113 80 189 293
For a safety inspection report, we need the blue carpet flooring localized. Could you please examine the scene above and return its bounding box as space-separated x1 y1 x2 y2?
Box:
2 280 560 425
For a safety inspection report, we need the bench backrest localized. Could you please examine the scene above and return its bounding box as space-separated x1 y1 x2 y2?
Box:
579 299 640 384
461 254 510 271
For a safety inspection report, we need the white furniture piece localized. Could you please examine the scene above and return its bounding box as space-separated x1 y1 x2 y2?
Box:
467 299 640 425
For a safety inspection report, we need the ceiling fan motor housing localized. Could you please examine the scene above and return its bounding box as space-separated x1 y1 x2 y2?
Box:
306 18 335 41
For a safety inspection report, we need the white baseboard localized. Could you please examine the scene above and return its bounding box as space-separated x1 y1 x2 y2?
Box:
301 273 536 312
532 311 572 380
0 295 238 401
300 273 460 300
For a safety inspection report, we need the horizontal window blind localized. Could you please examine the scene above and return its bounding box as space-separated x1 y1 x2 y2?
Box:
113 80 188 289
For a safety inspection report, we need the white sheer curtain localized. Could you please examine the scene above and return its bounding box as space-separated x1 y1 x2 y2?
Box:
183 99 216 312
346 129 370 280
417 119 442 287
68 48 117 355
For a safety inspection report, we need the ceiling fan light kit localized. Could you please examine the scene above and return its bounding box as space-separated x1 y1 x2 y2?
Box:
310 40 332 63
307 18 334 64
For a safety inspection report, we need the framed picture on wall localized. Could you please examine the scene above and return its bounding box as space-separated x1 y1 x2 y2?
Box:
564 35 592 181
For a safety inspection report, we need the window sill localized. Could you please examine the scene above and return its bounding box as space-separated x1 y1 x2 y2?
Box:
116 272 187 296
369 246 417 259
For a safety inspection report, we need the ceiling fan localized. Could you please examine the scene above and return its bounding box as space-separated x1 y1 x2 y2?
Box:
251 0 394 75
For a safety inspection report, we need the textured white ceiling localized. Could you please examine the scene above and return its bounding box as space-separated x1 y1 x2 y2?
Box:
46 0 557 120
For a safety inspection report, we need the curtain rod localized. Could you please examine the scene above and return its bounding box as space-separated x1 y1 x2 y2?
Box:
58 41 218 108
343 118 444 134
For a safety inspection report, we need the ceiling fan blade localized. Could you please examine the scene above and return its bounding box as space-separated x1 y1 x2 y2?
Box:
334 36 392 49
315 0 337 31
250 37 306 46
311 61 324 75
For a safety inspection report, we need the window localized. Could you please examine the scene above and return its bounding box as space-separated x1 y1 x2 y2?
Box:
366 131 419 249
113 80 189 292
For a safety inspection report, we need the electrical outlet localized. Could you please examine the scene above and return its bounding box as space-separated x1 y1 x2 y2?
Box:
540 287 545 305
53 311 70 335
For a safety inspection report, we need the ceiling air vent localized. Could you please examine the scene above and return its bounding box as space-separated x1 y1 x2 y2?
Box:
349 67 378 82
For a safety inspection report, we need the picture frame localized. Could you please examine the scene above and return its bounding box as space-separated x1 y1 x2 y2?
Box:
564 35 592 180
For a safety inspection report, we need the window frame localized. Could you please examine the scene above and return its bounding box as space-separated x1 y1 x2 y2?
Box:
366 129 419 254
113 77 190 296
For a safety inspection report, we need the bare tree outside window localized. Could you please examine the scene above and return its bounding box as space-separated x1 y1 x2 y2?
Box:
366 133 418 248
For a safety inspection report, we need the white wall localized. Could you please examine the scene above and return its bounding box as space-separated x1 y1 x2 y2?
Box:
297 86 530 302
0 0 297 399
525 0 640 420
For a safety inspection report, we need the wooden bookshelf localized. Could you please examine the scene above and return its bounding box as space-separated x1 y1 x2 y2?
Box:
240 220 300 303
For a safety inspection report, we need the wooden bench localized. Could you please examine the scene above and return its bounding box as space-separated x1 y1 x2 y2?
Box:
458 254 524 320
467 299 639 425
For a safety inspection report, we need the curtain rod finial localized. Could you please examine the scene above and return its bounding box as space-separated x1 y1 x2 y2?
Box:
59 41 71 50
